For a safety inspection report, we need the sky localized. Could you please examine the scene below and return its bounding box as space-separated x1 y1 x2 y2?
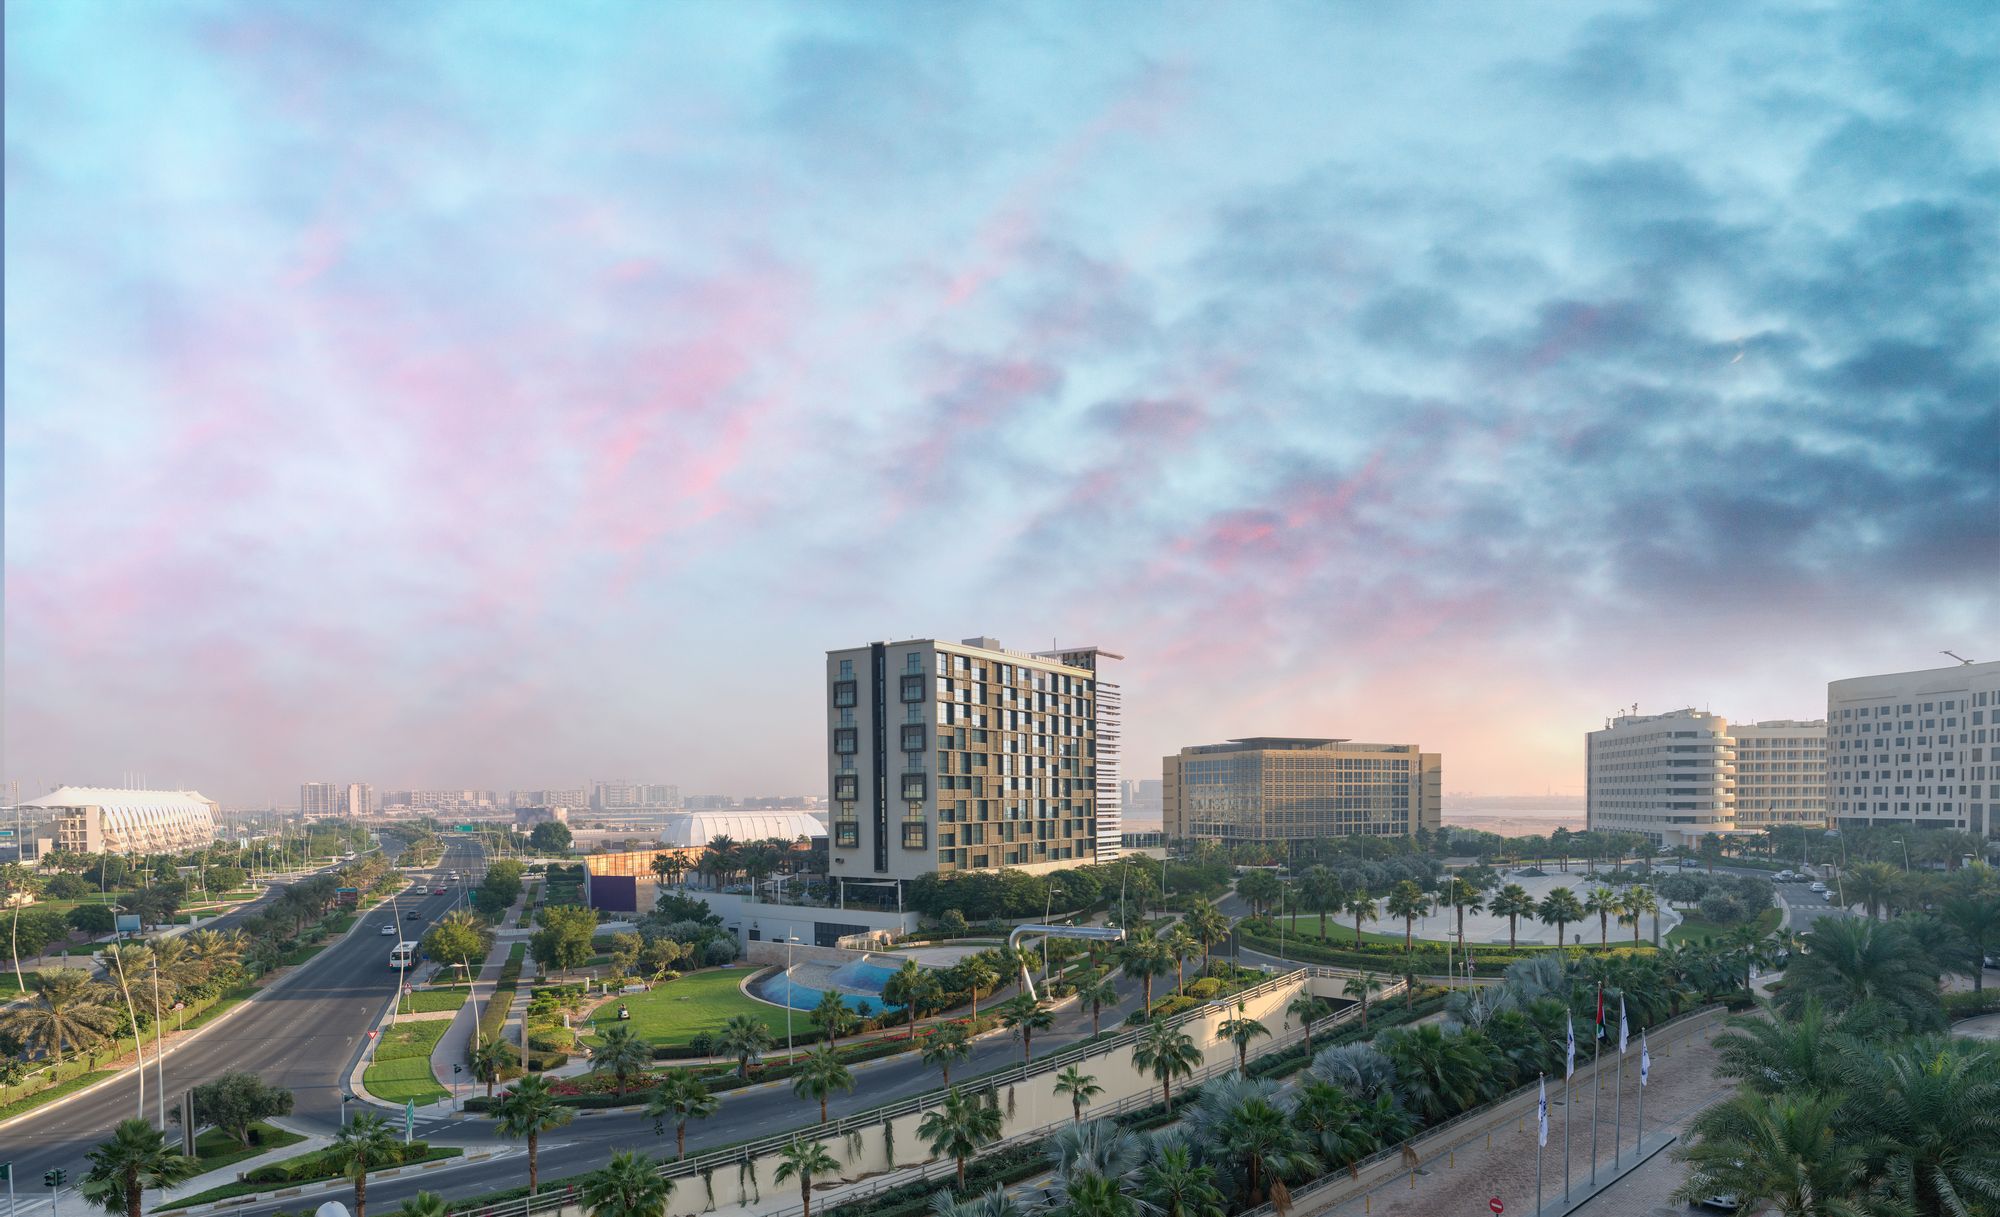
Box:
5 1 1997 807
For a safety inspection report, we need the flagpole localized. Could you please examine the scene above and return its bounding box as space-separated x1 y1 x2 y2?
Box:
1638 1029 1649 1155
1536 1073 1546 1217
1564 1012 1575 1203
1590 986 1602 1186
1614 1020 1626 1168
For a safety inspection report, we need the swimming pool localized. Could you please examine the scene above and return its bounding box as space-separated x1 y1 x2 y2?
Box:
748 958 906 1016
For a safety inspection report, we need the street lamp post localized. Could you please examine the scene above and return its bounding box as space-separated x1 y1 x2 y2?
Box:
785 934 800 1055
1892 838 1910 873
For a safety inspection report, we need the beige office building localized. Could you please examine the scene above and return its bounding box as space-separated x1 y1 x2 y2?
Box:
826 636 1119 895
1826 659 2000 837
1586 708 1825 848
1162 738 1442 846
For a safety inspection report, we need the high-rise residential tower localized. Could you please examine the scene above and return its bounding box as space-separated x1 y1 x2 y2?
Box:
1162 738 1442 846
300 782 340 819
826 636 1117 896
342 783 376 817
1585 709 1826 847
1825 658 2000 837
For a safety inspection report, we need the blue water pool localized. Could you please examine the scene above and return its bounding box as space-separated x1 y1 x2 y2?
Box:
750 958 906 1016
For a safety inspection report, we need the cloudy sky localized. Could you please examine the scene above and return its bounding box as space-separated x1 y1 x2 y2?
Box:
6 1 1996 807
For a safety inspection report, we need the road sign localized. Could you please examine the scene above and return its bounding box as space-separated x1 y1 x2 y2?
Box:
1489 1199 1504 1214
368 1029 378 1039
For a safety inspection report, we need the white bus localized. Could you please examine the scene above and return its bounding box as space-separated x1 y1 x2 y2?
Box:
389 941 418 969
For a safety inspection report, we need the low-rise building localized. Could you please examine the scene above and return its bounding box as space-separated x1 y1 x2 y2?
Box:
30 787 219 855
1163 737 1442 846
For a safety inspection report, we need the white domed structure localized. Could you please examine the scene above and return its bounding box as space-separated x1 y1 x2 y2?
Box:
660 811 825 848
314 1202 351 1217
29 787 218 856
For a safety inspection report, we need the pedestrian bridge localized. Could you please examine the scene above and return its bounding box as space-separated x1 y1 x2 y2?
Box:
1006 923 1126 999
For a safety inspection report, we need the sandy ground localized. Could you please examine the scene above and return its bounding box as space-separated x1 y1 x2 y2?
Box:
1314 1023 1728 1217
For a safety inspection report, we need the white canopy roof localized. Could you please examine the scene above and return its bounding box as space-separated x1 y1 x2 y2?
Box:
660 811 826 848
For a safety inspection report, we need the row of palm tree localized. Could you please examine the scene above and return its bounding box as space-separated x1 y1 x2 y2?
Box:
1275 868 1668 954
2 928 247 1071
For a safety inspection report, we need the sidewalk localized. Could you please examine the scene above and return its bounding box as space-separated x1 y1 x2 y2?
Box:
145 1119 334 1211
424 926 532 1106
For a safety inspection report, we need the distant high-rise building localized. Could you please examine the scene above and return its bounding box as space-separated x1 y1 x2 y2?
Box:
1163 738 1441 846
592 781 640 811
342 783 375 817
1586 709 1825 848
513 789 586 811
640 784 680 808
301 782 340 818
1825 659 2000 837
683 795 737 811
826 636 1118 895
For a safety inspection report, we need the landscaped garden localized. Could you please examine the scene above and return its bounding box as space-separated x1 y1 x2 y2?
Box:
398 984 472 1015
362 1018 451 1103
578 966 791 1047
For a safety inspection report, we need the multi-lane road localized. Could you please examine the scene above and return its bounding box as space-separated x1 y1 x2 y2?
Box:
6 838 487 1195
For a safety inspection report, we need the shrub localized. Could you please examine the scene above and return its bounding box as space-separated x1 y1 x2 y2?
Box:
1185 978 1224 1000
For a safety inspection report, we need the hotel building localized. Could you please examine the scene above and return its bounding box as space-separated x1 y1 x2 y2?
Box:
30 787 220 856
825 636 1120 897
1586 709 1826 848
1162 738 1442 846
1826 659 2000 837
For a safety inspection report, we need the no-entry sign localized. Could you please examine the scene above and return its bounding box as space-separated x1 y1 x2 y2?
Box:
1489 1200 1504 1215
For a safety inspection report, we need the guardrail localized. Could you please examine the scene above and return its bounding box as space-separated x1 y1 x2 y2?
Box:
463 965 1367 1217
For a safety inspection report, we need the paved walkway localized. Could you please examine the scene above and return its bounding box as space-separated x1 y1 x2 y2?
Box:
424 923 532 1108
1954 1012 2000 1042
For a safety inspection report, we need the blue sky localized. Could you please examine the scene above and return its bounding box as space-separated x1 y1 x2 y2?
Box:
5 1 1996 804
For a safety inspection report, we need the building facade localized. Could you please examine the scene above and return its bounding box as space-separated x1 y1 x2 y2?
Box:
513 789 587 811
1826 659 2000 837
30 787 220 855
1162 738 1442 845
301 782 340 818
1586 708 1827 847
342 783 375 818
826 636 1117 896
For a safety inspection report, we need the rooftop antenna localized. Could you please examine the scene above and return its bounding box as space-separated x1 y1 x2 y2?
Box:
1941 650 1975 666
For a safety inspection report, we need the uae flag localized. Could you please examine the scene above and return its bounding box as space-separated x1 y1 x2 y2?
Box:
1595 987 1605 1040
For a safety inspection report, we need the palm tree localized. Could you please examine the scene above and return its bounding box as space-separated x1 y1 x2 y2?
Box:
1118 935 1173 1012
470 1037 509 1099
1378 1025 1494 1123
997 994 1054 1062
1138 1140 1226 1217
649 852 676 889
581 1150 674 1217
810 989 859 1048
1778 917 1941 1029
1672 1091 1865 1217
1345 888 1379 948
1442 877 1486 957
1286 992 1323 1055
1941 893 2000 991
1624 887 1661 946
493 1074 575 1195
1488 884 1536 950
791 1044 855 1122
393 1192 449 1217
1583 885 1618 948
918 1087 1003 1187
1711 1000 1846 1097
1073 969 1119 1038
1215 1090 1319 1211
645 1070 718 1159
1167 926 1200 994
590 1025 653 1099
1053 1065 1102 1123
1537 888 1585 955
717 1013 774 1078
928 1186 1027 1217
1845 861 1900 920
1840 1034 2000 1215
1301 866 1343 941
1131 1019 1201 1112
774 1139 841 1217
1186 899 1230 971
325 1113 401 1217
0 967 120 1066
1385 881 1429 950
882 961 936 1040
921 1022 973 1086
78 1118 199 1217
960 957 998 1022
1342 973 1385 1030
1217 1005 1271 1073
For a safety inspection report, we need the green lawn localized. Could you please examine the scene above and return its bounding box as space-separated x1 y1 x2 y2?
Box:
162 1146 462 1210
583 966 791 1047
398 988 470 1015
364 1018 451 1103
1665 906 1783 947
193 1122 306 1172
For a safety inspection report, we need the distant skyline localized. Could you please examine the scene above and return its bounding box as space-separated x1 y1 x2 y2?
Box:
6 2 1996 806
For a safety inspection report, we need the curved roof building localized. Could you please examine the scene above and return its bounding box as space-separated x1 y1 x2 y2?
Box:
29 786 220 856
659 810 826 849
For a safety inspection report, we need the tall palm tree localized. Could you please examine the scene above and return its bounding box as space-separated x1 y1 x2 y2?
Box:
1118 936 1173 1012
1537 888 1585 955
1671 1091 1866 1217
0 967 120 1066
1778 917 1941 1030
1301 866 1343 941
1286 992 1322 1055
1131 1019 1201 1112
1073 969 1119 1038
791 1044 855 1122
581 1150 674 1217
1139 1140 1226 1217
394 1192 449 1217
1342 973 1385 1030
1845 861 1900 921
1442 878 1486 957
810 990 859 1048
590 1025 653 1099
1053 1065 1103 1123
960 957 998 1023
645 1070 718 1159
1712 1000 1846 1097
921 1022 973 1086
918 1087 1003 1187
774 1139 841 1217
1941 893 2000 991
1384 881 1429 950
717 1013 774 1078
493 1074 575 1194
326 1113 401 1217
1487 884 1536 950
1167 926 1200 994
1217 1006 1271 1073
1583 885 1619 948
1186 900 1230 971
78 1118 199 1217
882 961 936 1040
998 995 1054 1062
1624 887 1660 946
1344 889 1379 948
470 1037 510 1099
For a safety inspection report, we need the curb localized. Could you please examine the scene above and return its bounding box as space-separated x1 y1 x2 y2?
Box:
161 1150 501 1216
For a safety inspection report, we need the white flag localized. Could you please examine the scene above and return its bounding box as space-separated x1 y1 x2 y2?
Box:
1640 1030 1650 1087
1538 1075 1549 1147
1618 995 1629 1055
1566 1011 1577 1079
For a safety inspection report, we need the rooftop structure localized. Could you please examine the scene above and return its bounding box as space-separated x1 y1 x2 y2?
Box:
27 786 219 856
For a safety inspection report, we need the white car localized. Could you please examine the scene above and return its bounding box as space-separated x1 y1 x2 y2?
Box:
1808 881 1827 893
1775 870 1795 881
380 925 397 936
